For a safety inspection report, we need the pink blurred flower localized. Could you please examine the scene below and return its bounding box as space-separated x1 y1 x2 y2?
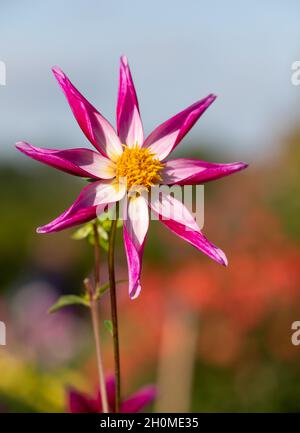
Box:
16 56 247 298
67 376 156 413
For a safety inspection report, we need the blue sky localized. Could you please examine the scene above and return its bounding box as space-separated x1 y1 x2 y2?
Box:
1 0 300 163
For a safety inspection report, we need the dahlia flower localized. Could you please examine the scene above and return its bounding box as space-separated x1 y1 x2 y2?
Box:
16 56 247 299
68 376 155 413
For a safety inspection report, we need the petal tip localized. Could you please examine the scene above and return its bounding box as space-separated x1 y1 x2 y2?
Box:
51 65 64 77
120 55 128 66
231 161 249 173
239 162 249 170
139 385 157 403
219 250 228 267
148 384 157 395
207 93 217 105
129 283 142 300
37 224 53 234
15 141 27 150
52 66 67 86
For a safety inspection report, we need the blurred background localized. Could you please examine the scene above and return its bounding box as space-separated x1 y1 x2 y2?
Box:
1 0 300 412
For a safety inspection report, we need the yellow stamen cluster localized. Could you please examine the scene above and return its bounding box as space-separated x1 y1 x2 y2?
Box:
115 145 164 190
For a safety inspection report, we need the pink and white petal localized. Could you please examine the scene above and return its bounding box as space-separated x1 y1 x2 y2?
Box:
150 193 227 266
16 141 116 179
121 386 156 413
37 180 123 233
117 56 144 147
126 106 144 148
123 194 149 299
161 158 248 185
90 180 126 207
37 204 101 234
52 66 123 161
150 191 199 232
161 219 228 266
144 94 216 161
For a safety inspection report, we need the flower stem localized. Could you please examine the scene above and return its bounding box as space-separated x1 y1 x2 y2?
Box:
93 222 101 289
108 213 121 413
90 294 109 413
84 221 109 413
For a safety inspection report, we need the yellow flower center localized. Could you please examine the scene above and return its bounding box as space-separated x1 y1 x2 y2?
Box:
115 145 164 190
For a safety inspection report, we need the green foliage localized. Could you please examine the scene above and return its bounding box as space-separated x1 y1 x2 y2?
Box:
71 224 93 240
95 280 127 300
71 216 123 251
104 320 113 336
48 280 126 313
48 294 90 313
94 282 110 300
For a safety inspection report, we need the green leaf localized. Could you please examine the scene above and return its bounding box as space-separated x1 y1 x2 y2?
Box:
104 320 113 336
95 282 110 299
72 217 122 249
72 223 93 240
48 294 90 313
99 237 109 252
97 212 123 231
94 280 127 300
97 225 109 241
87 231 95 246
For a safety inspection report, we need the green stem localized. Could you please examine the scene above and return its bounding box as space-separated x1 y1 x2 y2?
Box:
85 221 109 413
85 277 109 414
93 222 101 289
90 297 109 413
108 214 121 413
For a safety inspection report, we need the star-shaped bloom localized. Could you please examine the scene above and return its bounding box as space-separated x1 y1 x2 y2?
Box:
67 376 156 413
16 56 247 299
